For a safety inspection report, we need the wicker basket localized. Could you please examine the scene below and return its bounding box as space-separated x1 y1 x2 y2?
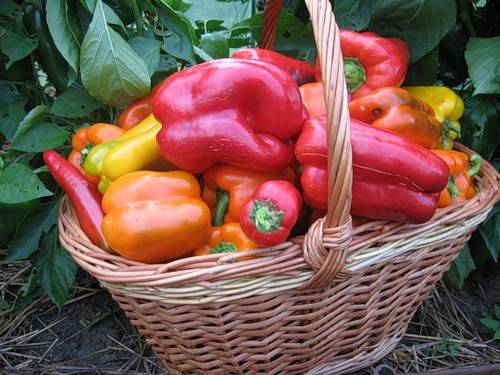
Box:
58 0 500 374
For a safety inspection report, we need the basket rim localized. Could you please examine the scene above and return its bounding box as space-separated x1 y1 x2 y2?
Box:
58 144 499 291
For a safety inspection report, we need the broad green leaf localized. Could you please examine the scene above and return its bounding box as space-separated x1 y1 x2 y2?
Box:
0 164 52 205
0 0 19 18
185 0 253 27
51 87 103 117
6 199 60 262
333 0 372 31
128 37 163 76
200 32 229 59
0 200 39 246
157 0 197 65
404 47 438 85
495 305 500 320
46 0 81 77
166 0 192 12
369 0 456 63
0 82 27 139
80 0 150 107
494 330 500 340
83 0 126 30
0 27 38 69
13 105 51 140
459 96 499 160
480 317 500 332
0 156 3 170
465 36 500 95
35 226 78 308
446 245 476 289
479 206 500 262
11 122 68 152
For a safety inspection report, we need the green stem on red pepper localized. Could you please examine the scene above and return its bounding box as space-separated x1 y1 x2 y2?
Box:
343 57 367 93
249 200 284 233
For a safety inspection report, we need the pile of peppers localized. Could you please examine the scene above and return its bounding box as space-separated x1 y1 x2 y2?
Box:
44 30 481 264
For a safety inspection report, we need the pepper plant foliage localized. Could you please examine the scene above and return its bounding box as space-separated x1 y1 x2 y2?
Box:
0 0 498 308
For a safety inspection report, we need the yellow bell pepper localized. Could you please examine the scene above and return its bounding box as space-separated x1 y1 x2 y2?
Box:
404 86 464 149
84 114 170 193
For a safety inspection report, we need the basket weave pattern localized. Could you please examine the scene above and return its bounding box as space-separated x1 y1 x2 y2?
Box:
57 0 500 373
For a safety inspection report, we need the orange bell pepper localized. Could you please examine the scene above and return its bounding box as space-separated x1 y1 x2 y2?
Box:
202 164 295 225
118 81 163 130
349 87 442 148
102 171 211 263
193 223 256 258
300 82 326 118
430 150 481 207
68 123 124 184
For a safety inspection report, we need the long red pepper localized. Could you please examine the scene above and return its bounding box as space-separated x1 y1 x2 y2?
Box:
240 180 302 246
43 150 107 248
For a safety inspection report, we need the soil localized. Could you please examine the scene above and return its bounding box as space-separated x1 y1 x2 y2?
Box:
1 270 500 375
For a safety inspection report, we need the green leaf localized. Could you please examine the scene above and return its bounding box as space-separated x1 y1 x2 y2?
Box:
494 330 500 340
459 96 499 160
0 0 19 17
6 199 60 262
479 206 500 262
185 0 252 27
11 122 68 152
80 0 150 107
480 317 500 332
200 32 229 59
156 0 197 64
35 226 78 307
0 27 38 69
0 200 39 247
465 36 500 95
46 0 81 77
0 298 10 310
0 82 27 139
13 105 51 141
403 47 439 85
369 0 456 63
83 0 126 30
128 36 163 76
0 164 52 205
495 305 500 320
51 87 103 118
446 244 476 289
333 0 372 31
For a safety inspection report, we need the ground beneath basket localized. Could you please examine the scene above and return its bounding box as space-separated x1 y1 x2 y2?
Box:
1 260 499 375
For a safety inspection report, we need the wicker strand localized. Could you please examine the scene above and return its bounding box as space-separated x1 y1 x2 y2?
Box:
260 0 283 49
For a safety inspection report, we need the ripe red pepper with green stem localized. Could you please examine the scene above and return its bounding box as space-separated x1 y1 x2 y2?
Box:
232 48 316 85
153 59 306 173
43 150 107 249
295 116 449 224
240 180 302 246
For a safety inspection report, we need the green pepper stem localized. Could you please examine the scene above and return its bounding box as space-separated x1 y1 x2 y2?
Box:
468 154 481 177
213 189 229 226
442 118 461 139
343 57 367 93
249 199 284 233
447 176 459 198
211 242 237 254
80 143 94 166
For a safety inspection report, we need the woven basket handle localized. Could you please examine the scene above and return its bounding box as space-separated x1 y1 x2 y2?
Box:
261 0 353 289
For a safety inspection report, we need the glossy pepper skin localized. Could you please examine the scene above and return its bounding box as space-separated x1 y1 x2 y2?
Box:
84 114 163 193
202 164 295 225
193 223 256 257
69 123 124 185
404 86 463 150
299 82 353 118
118 82 162 130
102 171 211 263
232 48 316 85
431 150 481 208
295 116 449 224
153 59 305 173
349 87 442 149
315 30 409 98
43 150 107 248
240 180 302 246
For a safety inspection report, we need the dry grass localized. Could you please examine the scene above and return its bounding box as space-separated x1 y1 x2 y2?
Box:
1 246 499 374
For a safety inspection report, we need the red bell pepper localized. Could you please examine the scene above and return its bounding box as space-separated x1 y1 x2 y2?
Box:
43 150 107 248
153 59 305 173
118 81 162 130
232 48 316 85
295 116 449 224
316 30 409 99
240 180 302 246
